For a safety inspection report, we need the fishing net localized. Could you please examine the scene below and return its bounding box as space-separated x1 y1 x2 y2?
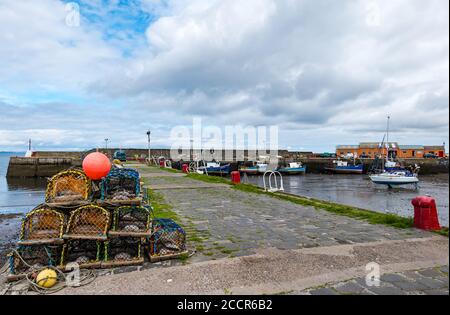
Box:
61 239 105 267
20 207 65 242
45 170 91 203
101 168 140 201
8 245 62 275
104 237 143 264
150 219 186 257
64 205 110 239
110 205 152 236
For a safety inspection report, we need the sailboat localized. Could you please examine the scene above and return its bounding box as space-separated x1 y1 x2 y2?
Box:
369 116 420 188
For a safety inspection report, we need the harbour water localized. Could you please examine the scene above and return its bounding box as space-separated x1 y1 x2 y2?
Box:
244 173 449 227
0 152 46 215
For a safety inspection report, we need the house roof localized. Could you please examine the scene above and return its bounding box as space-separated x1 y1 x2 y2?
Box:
336 145 359 149
359 142 399 149
424 145 445 150
398 145 424 150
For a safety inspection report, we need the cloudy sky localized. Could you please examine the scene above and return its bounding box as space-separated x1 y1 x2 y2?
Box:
0 0 448 152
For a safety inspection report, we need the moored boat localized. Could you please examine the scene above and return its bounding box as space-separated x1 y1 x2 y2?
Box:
277 162 306 175
369 170 419 188
324 160 364 174
239 162 268 175
198 162 231 175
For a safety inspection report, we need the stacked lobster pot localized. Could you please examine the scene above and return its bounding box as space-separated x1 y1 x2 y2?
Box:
60 204 110 269
8 206 65 280
99 168 150 267
8 169 95 280
7 166 187 282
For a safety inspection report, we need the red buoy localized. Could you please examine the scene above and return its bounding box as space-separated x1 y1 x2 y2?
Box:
82 152 111 180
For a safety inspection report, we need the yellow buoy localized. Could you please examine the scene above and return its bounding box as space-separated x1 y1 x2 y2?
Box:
36 268 58 288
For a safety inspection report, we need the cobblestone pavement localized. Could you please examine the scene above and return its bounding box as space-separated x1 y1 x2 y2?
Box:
302 266 449 295
136 166 433 262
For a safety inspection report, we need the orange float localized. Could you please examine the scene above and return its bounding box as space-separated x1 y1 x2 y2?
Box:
82 152 111 180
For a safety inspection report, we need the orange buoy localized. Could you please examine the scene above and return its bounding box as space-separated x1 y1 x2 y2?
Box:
82 152 111 180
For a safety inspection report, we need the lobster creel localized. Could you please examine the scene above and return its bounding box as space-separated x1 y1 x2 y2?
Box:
45 170 91 205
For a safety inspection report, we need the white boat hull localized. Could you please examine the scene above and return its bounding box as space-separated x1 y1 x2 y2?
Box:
370 174 419 186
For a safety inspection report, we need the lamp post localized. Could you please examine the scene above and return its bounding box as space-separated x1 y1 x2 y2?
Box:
146 130 151 161
104 138 109 151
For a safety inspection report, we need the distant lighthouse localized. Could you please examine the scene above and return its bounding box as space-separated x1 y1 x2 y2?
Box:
25 139 33 157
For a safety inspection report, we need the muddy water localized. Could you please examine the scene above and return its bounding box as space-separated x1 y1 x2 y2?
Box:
244 173 449 227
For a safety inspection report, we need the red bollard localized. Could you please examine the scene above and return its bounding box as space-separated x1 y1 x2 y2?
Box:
182 164 189 173
411 196 441 231
231 171 241 184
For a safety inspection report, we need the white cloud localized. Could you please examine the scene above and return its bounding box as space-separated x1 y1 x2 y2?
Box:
0 0 121 94
0 0 448 151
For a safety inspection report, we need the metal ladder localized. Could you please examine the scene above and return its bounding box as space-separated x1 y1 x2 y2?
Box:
263 171 284 192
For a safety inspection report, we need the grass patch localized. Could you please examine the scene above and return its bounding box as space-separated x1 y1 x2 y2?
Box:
195 245 205 251
435 227 449 237
143 179 180 222
227 236 238 243
178 253 190 262
220 248 236 255
188 235 205 243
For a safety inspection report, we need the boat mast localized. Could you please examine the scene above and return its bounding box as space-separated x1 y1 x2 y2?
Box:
386 116 390 163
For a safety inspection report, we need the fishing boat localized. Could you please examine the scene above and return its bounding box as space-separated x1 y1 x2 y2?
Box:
324 160 364 174
239 162 268 175
277 162 307 175
198 162 231 175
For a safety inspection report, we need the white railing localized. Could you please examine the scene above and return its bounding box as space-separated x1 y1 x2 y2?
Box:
263 171 284 192
189 160 208 175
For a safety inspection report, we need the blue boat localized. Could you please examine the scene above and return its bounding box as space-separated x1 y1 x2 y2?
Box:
198 162 231 175
324 160 364 174
277 162 307 175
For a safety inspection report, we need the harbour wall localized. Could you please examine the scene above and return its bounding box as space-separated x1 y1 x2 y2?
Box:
7 149 448 177
6 157 81 178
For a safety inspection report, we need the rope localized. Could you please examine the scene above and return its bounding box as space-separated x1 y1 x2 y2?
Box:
2 249 96 295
